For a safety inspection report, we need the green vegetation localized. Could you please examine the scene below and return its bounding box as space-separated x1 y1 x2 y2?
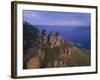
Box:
23 21 40 49
41 46 90 68
41 47 59 67
64 47 90 67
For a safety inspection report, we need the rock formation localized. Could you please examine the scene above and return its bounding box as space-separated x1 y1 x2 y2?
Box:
23 23 90 69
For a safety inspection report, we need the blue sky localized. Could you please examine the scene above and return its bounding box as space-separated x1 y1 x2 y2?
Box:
23 10 91 49
23 10 91 26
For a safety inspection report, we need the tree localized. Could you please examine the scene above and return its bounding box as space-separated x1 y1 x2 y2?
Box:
23 21 40 49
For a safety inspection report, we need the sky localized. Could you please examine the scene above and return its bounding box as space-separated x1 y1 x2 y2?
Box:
23 10 91 49
23 10 91 26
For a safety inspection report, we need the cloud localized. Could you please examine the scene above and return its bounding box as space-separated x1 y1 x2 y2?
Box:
52 20 84 26
23 10 90 26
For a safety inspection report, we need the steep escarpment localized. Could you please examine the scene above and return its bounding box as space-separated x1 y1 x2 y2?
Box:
23 22 90 69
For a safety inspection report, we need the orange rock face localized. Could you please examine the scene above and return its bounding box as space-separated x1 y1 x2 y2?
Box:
27 57 40 69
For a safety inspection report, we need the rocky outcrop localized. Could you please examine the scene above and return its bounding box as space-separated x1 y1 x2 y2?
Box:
42 40 74 68
23 23 90 69
24 30 76 69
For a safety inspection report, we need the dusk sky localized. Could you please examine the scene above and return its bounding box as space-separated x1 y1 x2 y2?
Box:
23 10 91 26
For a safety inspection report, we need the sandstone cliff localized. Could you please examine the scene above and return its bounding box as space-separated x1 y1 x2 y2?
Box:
23 22 90 69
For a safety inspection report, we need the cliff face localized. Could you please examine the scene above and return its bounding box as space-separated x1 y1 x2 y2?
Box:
23 22 90 69
39 41 90 68
25 40 90 69
41 41 74 68
24 34 90 69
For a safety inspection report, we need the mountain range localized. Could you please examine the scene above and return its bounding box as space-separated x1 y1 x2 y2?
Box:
33 25 91 49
